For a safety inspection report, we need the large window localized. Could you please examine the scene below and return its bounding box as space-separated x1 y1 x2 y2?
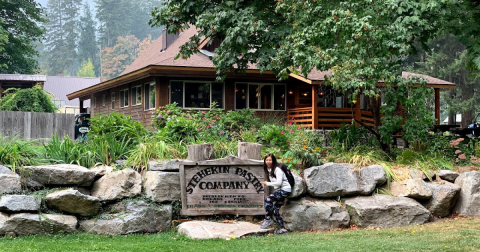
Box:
144 82 156 110
120 89 129 108
170 81 224 109
132 86 141 106
235 83 286 110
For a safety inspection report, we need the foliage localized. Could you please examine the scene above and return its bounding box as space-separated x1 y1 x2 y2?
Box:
96 0 163 48
78 3 99 76
0 134 39 172
41 133 97 168
100 35 152 81
328 123 377 152
379 78 434 145
127 136 171 171
150 0 480 149
88 112 147 146
0 0 46 74
0 85 58 112
44 0 82 76
77 58 96 77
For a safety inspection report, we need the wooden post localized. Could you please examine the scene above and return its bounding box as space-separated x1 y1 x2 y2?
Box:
238 142 262 160
312 85 319 129
354 93 361 126
435 88 440 125
187 143 214 161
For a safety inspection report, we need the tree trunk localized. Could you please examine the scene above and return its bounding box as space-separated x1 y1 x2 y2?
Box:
238 142 262 160
187 143 214 161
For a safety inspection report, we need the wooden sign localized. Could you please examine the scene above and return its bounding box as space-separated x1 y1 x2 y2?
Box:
180 156 266 216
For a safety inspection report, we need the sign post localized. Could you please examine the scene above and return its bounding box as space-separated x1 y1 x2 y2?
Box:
180 156 266 216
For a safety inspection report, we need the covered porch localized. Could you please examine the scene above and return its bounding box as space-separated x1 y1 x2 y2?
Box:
286 84 446 129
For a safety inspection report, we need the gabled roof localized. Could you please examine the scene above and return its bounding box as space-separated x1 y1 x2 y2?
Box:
68 25 455 100
289 69 455 89
44 76 100 106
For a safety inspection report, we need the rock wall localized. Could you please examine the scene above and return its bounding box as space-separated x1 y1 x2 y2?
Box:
0 159 473 237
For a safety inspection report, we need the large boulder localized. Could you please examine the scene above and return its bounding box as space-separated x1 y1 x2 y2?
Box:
79 201 172 235
143 171 180 203
178 221 271 239
45 189 100 217
453 172 480 216
20 164 96 187
345 195 432 228
0 165 22 195
90 165 114 178
91 168 141 201
0 195 39 212
148 159 187 171
437 170 459 183
0 213 77 236
423 181 460 217
288 172 306 198
281 198 350 231
390 178 433 200
304 163 387 197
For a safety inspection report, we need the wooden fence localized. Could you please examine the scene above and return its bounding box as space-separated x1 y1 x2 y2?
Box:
0 111 75 140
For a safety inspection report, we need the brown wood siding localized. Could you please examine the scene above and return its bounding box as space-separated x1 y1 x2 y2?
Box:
224 79 235 111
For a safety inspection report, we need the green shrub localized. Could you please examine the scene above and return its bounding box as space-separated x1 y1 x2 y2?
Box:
41 134 97 168
127 136 172 171
89 112 147 144
0 134 39 171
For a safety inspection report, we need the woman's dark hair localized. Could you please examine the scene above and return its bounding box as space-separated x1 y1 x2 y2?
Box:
263 153 278 179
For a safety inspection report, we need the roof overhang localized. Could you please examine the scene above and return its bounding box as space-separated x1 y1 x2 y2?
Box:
67 65 276 100
290 73 456 89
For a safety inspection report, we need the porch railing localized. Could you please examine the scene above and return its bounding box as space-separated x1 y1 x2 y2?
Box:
287 107 376 129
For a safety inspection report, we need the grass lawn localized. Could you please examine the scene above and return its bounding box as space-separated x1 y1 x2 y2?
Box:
1 217 479 252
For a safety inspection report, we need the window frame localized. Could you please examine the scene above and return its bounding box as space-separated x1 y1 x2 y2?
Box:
102 95 106 107
168 80 225 110
234 82 286 111
111 92 116 109
119 89 129 108
144 82 156 111
93 96 97 108
132 85 142 106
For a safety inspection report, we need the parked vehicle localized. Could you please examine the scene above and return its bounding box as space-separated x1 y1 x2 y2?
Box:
74 113 90 140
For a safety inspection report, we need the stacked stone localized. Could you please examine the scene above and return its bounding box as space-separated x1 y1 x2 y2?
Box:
279 163 467 231
0 163 174 237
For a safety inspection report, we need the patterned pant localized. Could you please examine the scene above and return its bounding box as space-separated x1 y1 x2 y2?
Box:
264 189 291 229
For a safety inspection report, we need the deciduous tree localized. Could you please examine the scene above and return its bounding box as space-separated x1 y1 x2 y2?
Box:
0 85 57 112
150 0 480 150
0 0 46 74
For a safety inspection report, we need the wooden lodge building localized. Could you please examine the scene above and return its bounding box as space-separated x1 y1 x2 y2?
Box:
67 26 455 129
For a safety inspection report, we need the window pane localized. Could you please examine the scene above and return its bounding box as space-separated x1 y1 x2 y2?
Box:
120 91 124 107
260 85 272 109
298 88 312 105
125 90 129 106
274 85 285 110
336 96 342 108
248 84 259 109
185 82 210 108
171 81 183 107
144 85 150 110
135 87 142 105
149 84 155 109
236 83 247 109
111 92 115 109
212 83 223 108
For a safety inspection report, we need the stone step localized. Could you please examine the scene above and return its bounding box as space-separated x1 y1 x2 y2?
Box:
178 221 272 239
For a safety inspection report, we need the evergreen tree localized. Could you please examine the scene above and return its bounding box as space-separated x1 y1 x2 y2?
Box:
44 0 82 75
412 36 480 127
0 0 46 74
96 0 133 48
78 2 99 76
